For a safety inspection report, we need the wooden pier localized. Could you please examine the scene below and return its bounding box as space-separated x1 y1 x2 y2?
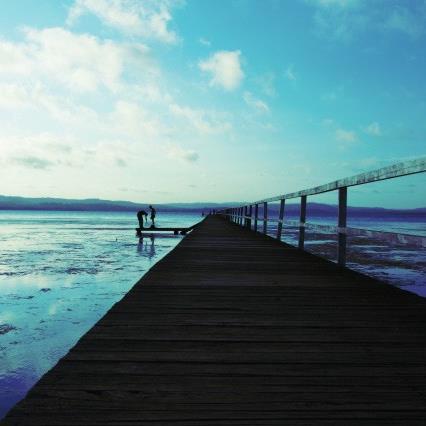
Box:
3 215 426 425
135 226 196 236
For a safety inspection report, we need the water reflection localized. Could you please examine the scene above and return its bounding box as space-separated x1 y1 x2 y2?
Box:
137 235 156 259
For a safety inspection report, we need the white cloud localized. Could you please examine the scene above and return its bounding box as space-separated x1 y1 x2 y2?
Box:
170 103 231 135
0 27 152 93
67 0 179 43
107 100 163 141
199 50 244 91
335 128 357 143
166 145 199 163
0 84 29 108
243 91 269 113
364 122 381 136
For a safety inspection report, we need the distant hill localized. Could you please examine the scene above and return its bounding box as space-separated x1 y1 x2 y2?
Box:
0 195 424 218
0 195 239 213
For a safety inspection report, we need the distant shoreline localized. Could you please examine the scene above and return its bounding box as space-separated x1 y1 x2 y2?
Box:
0 208 425 221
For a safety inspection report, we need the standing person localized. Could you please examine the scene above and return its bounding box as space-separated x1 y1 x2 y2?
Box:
149 205 156 227
137 210 148 229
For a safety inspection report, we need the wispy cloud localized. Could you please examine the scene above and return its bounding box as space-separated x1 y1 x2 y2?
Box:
12 156 55 170
335 128 357 147
307 0 360 7
199 50 244 91
285 64 297 81
306 0 426 40
169 103 232 134
364 122 381 136
67 0 180 43
383 7 425 39
243 91 269 113
256 72 276 97
199 37 211 47
167 145 199 163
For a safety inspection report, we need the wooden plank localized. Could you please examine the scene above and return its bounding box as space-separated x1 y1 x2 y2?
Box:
3 215 426 425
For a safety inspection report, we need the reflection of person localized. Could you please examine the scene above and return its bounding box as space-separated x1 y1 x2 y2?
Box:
137 210 148 229
149 235 155 259
137 235 156 259
149 205 156 227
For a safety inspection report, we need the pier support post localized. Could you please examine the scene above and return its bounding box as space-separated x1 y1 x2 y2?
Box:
276 199 285 240
263 202 268 234
254 204 259 232
338 187 347 267
298 195 307 250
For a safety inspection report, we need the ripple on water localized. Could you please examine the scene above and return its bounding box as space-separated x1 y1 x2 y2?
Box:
0 324 17 335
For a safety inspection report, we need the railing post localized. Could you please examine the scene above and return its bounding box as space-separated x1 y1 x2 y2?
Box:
248 204 253 229
298 195 307 250
240 207 243 226
244 206 248 227
338 187 347 267
254 204 259 231
263 202 268 234
276 199 285 240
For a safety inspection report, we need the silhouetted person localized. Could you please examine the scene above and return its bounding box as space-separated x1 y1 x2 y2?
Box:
137 210 148 229
149 205 156 227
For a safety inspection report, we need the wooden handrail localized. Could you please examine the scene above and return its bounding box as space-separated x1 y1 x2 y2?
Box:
218 157 426 267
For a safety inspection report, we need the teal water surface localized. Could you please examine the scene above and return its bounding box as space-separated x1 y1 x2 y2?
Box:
0 210 201 419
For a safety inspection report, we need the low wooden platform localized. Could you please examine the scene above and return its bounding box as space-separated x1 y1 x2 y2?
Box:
136 224 199 236
3 216 426 425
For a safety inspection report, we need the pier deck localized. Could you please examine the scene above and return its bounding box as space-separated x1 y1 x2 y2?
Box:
3 215 426 425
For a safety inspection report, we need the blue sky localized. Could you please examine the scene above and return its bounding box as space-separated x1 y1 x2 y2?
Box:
0 0 425 207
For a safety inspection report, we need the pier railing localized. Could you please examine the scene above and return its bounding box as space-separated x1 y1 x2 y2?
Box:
217 158 426 266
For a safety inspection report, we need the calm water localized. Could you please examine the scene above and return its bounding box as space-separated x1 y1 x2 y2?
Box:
0 210 425 419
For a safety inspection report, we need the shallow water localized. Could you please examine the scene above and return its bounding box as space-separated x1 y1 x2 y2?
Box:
0 210 201 419
0 210 425 419
267 215 426 296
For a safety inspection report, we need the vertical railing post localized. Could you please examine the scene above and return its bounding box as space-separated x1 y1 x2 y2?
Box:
254 204 259 232
276 199 285 240
248 204 253 229
244 205 248 227
263 202 268 234
240 207 243 226
338 187 347 267
298 195 307 250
